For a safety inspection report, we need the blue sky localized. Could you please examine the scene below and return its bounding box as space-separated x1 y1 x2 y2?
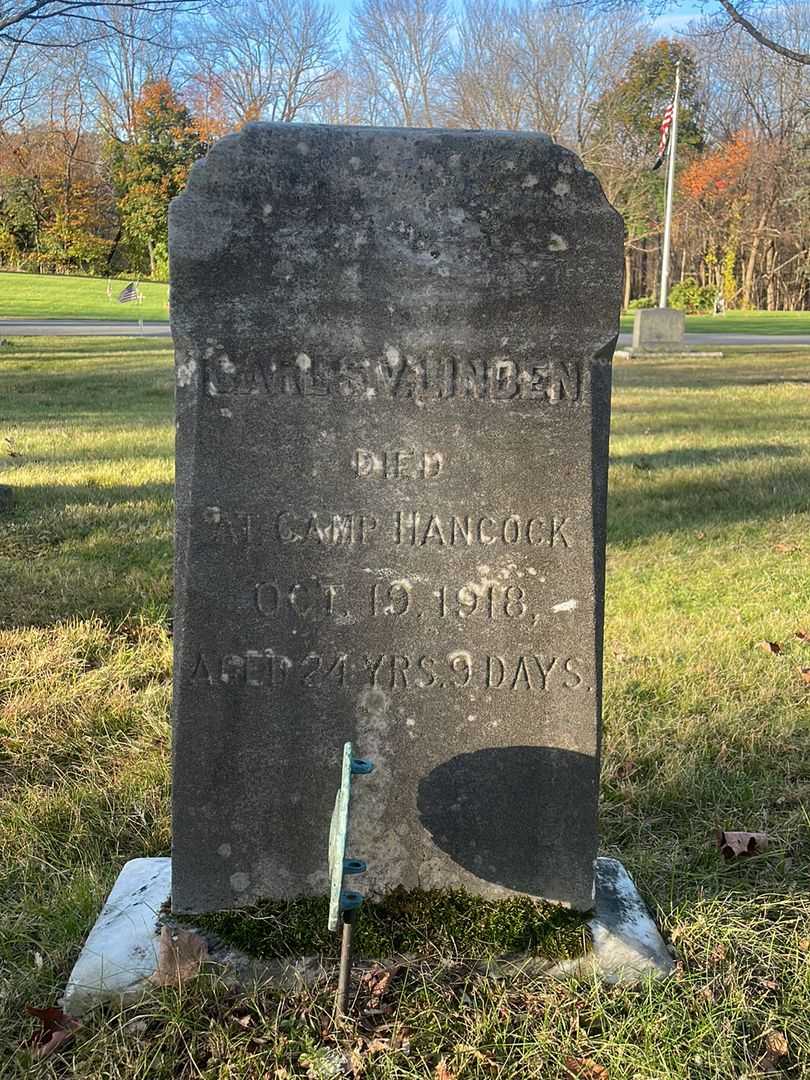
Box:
328 0 708 40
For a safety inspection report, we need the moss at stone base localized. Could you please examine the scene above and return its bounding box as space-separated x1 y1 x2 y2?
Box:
184 888 591 962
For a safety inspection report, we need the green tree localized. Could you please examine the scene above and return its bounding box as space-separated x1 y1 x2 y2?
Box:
108 79 203 277
587 40 704 305
595 39 703 160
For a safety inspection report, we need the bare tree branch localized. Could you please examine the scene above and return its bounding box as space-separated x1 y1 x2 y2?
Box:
714 0 809 64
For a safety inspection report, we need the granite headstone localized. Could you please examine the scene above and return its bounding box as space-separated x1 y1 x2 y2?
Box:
169 123 623 914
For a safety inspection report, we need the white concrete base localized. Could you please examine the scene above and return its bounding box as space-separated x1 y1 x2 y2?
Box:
63 855 673 1014
63 858 171 1016
553 857 674 983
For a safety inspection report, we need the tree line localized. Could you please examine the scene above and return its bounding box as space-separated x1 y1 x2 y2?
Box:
0 0 807 309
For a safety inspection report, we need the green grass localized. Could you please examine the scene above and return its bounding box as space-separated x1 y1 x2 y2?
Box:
2 272 809 334
619 309 810 334
1 338 810 1077
0 271 170 321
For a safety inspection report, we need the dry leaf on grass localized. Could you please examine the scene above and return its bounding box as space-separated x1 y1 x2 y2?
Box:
773 542 797 554
149 925 208 987
800 668 810 686
794 630 809 642
434 1057 456 1080
360 964 402 1006
564 1057 609 1079
717 830 769 859
755 1031 789 1074
757 640 782 655
765 1032 789 1057
615 759 639 781
364 1038 393 1054
26 1006 81 1059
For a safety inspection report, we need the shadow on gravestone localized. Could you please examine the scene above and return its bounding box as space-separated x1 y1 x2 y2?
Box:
418 746 597 903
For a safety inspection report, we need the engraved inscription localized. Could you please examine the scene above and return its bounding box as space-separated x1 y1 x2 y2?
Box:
249 577 576 627
276 511 378 544
205 352 583 403
202 506 574 549
188 649 590 692
394 512 571 547
354 448 444 480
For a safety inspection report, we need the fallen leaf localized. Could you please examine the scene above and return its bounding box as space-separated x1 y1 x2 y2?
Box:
149 926 208 987
717 830 769 859
757 640 782 655
794 630 809 642
615 759 639 781
755 1031 789 1075
800 668 810 686
26 1006 81 1060
798 939 810 952
435 1058 456 1080
364 1038 392 1054
773 542 797 553
765 1032 789 1058
360 964 402 1006
564 1057 609 1079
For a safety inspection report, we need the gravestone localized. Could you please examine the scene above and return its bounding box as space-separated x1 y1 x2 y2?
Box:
169 123 623 915
631 307 685 353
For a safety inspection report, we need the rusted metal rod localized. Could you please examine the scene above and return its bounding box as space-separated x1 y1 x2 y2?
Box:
336 908 356 1016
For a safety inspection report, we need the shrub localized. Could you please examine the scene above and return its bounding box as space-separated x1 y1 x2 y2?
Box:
668 277 716 314
627 295 656 310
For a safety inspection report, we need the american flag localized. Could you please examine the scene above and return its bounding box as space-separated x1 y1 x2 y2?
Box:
652 101 674 171
117 281 139 303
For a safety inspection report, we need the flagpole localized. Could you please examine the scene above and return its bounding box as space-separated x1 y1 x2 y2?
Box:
659 60 681 309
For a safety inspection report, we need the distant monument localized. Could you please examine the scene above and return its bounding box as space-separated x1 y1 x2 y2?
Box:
631 306 685 353
169 123 623 915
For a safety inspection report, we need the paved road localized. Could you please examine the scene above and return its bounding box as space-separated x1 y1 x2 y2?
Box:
0 317 172 337
1 317 810 348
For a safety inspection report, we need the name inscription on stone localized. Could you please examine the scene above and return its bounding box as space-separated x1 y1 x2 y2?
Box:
170 123 622 914
200 352 583 402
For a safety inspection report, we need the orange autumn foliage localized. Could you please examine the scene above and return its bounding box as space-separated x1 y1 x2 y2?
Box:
680 133 751 202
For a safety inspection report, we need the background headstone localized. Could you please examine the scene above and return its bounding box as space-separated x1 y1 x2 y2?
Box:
170 123 623 914
631 307 685 352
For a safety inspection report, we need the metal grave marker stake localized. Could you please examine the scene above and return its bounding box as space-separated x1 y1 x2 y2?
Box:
328 741 373 1014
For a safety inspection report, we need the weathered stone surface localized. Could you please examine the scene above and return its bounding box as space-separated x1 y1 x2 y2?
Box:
491 857 675 983
552 857 674 982
62 858 170 1016
631 307 685 352
169 123 623 914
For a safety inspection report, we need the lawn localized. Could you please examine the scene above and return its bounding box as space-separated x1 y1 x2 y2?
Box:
1 272 810 335
617 310 810 335
1 339 809 1077
0 272 170 322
